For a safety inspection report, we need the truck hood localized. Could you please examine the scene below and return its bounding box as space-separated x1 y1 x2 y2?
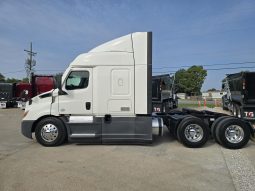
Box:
33 89 54 101
25 89 55 111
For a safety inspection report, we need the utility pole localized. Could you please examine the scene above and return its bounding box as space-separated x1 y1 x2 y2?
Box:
24 42 37 83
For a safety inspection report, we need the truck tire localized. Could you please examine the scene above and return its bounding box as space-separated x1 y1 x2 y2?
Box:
177 116 209 148
211 116 230 142
35 117 67 147
215 118 250 149
176 115 194 141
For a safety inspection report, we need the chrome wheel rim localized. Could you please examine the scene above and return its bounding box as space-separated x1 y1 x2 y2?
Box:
184 124 203 142
41 124 58 142
225 125 244 143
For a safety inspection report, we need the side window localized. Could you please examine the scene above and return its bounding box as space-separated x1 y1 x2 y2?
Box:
65 71 89 90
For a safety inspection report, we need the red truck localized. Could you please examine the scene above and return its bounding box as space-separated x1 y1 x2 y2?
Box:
0 74 55 109
31 75 55 96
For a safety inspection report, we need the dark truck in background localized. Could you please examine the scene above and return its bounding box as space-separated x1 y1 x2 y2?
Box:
0 74 55 109
0 83 16 108
152 74 178 113
222 71 255 122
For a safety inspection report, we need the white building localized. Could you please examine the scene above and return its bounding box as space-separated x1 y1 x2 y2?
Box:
202 91 226 100
177 93 186 100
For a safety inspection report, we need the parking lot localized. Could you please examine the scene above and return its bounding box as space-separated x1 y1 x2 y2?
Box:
1 109 255 191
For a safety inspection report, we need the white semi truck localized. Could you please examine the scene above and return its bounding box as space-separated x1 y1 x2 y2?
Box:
21 32 254 149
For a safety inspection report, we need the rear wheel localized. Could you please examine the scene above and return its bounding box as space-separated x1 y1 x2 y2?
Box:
177 116 209 148
35 117 67 147
176 115 193 141
211 116 230 142
215 118 250 149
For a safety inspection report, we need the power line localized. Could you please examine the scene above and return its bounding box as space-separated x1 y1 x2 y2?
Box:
2 69 64 75
153 66 255 74
206 66 255 71
3 63 255 75
153 61 255 70
2 70 25 75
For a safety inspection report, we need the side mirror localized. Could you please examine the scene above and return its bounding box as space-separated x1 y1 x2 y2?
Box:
58 82 67 95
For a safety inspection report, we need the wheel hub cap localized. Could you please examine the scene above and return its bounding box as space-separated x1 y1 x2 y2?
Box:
225 125 244 143
184 124 203 142
41 124 58 142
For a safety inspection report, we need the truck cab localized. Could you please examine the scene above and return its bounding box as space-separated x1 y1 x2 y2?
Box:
22 32 154 146
21 32 253 149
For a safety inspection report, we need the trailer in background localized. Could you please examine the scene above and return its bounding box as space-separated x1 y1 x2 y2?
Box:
0 74 55 109
0 83 17 108
222 72 255 122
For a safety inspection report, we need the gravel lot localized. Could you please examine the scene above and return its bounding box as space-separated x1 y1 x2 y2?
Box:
0 108 255 191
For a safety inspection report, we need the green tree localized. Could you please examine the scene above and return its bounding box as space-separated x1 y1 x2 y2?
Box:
5 78 21 83
21 77 29 83
0 73 5 82
0 73 29 83
174 69 186 93
175 65 207 96
207 88 217 92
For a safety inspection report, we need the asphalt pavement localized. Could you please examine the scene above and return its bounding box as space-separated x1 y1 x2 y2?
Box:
0 108 255 191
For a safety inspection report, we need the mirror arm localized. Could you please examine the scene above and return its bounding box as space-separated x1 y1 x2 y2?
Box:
58 83 67 95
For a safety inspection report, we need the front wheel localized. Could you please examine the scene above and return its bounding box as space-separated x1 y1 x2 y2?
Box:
35 117 67 147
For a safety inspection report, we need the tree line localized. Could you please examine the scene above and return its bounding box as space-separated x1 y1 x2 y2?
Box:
0 73 29 83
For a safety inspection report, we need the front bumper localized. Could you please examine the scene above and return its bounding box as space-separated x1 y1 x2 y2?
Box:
21 120 34 139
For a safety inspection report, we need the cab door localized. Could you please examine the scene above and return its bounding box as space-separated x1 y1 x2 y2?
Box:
59 68 93 115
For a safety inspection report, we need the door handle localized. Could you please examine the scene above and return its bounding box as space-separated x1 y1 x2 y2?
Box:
86 102 91 110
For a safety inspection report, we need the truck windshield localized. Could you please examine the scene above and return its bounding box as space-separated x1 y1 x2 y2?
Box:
160 76 173 91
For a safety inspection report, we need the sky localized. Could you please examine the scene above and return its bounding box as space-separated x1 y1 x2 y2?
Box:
0 0 255 91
